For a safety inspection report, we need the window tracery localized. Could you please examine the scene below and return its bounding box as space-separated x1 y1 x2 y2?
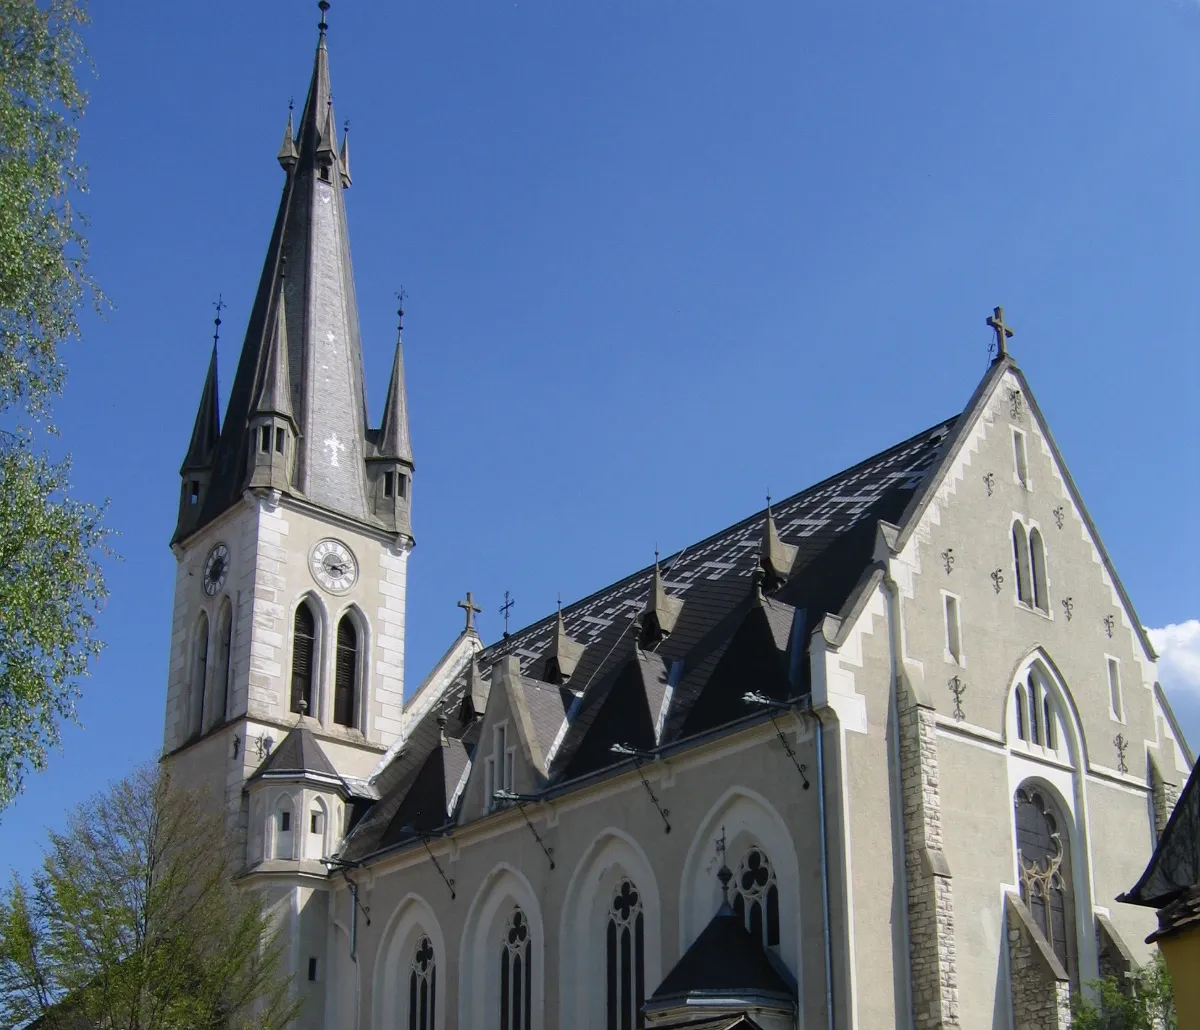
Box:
500 906 532 1030
1015 785 1075 977
408 935 435 1030
732 847 780 948
606 879 645 1030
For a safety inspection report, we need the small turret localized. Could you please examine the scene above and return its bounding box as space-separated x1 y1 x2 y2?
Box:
277 101 299 170
760 498 797 589
640 554 684 648
246 275 297 494
175 306 223 541
369 300 415 542
338 120 352 187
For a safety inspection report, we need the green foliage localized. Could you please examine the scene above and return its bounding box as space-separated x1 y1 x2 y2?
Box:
0 765 301 1030
0 0 111 813
1072 951 1177 1030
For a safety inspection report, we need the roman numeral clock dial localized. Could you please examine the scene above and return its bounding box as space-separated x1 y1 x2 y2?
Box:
203 542 229 596
310 538 357 594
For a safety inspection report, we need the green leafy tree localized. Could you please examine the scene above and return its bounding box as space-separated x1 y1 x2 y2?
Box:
0 765 300 1030
1072 951 1177 1030
0 0 110 812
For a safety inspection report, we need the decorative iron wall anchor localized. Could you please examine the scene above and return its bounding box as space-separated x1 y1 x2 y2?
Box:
942 548 955 574
1052 506 1065 529
1103 614 1115 638
1009 389 1024 420
948 676 967 721
991 568 1004 594
1114 733 1129 775
982 472 995 497
1061 597 1074 622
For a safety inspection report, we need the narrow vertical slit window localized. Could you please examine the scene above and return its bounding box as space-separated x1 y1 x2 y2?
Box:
1108 658 1123 721
1015 684 1027 741
1012 521 1032 605
397 474 407 499
944 593 962 663
209 600 233 729
290 604 315 715
192 611 209 737
189 479 200 505
1028 673 1041 746
307 957 319 982
275 427 285 454
333 616 358 727
260 425 271 453
1013 428 1029 486
384 471 395 498
1030 528 1048 612
1043 697 1057 750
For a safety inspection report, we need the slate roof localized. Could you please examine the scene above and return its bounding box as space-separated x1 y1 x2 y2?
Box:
339 414 955 863
1121 759 1200 909
648 904 794 1007
251 723 342 784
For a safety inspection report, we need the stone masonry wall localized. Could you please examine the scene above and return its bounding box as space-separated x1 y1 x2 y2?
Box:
899 689 960 1029
1006 891 1071 1030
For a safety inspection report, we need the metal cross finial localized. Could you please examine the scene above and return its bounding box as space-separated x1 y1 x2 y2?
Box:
986 305 1014 360
395 288 406 334
458 591 482 632
212 294 225 349
500 591 515 638
318 0 330 32
288 96 295 113
766 489 772 513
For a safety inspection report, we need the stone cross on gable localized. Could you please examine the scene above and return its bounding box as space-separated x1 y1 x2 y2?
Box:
987 306 1014 360
323 433 345 467
458 591 482 632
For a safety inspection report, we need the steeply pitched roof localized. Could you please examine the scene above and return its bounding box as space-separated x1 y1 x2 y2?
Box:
1121 759 1200 909
341 415 953 863
649 905 794 1007
251 723 342 785
181 344 220 472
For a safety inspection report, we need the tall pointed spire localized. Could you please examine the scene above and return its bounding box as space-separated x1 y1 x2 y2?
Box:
277 100 298 169
339 120 352 187
182 341 220 473
378 299 412 463
186 1 381 539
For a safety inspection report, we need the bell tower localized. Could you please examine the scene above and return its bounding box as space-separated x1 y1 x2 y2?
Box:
162 5 414 833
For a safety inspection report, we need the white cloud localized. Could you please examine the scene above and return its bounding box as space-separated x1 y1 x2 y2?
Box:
1148 620 1200 699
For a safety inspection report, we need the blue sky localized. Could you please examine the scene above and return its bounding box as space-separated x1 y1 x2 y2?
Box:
2 0 1198 869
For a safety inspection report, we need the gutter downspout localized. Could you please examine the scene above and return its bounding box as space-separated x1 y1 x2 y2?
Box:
801 698 835 1030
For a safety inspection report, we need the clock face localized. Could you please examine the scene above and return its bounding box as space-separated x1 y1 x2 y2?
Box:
203 542 230 596
310 538 357 593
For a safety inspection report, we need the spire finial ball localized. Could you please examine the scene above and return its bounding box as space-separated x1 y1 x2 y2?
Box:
318 0 330 32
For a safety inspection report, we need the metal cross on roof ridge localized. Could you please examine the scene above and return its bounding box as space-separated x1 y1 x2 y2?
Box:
458 591 482 632
500 590 515 638
986 305 1014 360
212 294 225 348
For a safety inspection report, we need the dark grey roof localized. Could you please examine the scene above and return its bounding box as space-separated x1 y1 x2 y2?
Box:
373 332 413 463
181 344 220 473
340 416 953 863
251 723 341 784
1121 759 1200 909
649 905 794 1006
174 22 408 544
250 279 294 422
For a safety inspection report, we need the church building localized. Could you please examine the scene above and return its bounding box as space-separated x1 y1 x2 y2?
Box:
161 8 1191 1029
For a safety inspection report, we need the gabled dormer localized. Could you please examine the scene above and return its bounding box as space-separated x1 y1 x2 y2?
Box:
543 608 585 686
640 557 684 648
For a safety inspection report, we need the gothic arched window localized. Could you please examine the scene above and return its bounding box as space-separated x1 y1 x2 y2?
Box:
333 615 358 727
290 603 316 715
191 611 209 738
500 907 532 1030
1012 522 1032 605
209 599 233 730
1030 528 1048 612
732 847 780 949
606 880 645 1030
1014 683 1028 741
408 936 435 1030
1014 785 1075 977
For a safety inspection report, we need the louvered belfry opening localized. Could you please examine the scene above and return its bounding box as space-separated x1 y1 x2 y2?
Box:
334 616 358 727
291 604 316 715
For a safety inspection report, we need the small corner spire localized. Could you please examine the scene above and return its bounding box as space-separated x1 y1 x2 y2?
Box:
250 270 294 422
339 118 352 187
377 289 413 463
761 493 797 589
277 99 299 170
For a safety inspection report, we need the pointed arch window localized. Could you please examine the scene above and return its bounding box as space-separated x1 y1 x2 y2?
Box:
1012 522 1032 605
334 616 358 728
408 936 436 1030
500 907 532 1030
606 880 645 1030
1014 785 1075 978
1030 528 1048 612
191 611 209 738
1014 683 1028 741
732 847 780 949
290 604 316 715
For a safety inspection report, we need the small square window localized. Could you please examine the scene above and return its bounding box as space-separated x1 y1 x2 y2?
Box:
307 957 319 982
279 810 291 832
275 427 285 454
310 811 323 835
383 471 394 498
